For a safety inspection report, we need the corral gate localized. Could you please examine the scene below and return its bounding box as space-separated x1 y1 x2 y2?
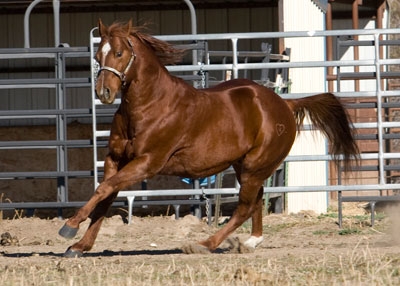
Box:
1 28 400 224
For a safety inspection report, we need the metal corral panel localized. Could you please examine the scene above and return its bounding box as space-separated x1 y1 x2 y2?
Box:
333 19 388 93
282 0 328 214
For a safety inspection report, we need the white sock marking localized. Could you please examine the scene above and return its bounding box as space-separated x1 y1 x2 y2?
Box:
244 236 264 249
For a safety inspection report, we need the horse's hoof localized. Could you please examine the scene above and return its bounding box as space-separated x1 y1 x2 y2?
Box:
58 224 78 239
182 243 211 254
63 247 83 258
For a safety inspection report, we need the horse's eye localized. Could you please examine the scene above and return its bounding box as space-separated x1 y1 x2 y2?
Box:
116 51 122 57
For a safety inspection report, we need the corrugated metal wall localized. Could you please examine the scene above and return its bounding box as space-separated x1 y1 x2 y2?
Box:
0 7 279 48
282 0 328 214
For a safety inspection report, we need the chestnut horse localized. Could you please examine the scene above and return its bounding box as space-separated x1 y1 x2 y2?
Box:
59 19 359 257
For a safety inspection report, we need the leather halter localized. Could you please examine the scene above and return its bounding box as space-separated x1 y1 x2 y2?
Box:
97 38 136 87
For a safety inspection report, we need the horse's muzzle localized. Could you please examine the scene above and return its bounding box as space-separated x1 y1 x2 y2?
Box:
96 86 116 104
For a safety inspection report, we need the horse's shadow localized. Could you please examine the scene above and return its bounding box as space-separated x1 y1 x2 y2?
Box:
1 247 229 258
0 248 182 258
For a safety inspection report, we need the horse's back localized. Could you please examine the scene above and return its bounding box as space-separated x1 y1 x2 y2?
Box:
208 78 258 91
209 79 293 124
210 79 287 106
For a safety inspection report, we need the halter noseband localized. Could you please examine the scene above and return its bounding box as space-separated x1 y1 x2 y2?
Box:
97 38 136 87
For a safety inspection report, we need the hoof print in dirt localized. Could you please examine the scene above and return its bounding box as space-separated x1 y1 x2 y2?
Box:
181 243 211 254
1 232 19 246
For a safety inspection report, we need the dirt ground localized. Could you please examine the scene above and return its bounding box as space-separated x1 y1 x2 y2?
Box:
1 202 400 285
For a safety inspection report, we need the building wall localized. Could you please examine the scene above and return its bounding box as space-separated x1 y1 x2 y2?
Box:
282 0 328 214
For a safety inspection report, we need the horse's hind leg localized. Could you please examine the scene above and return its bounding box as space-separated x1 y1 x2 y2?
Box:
183 175 265 253
243 186 264 249
233 164 264 249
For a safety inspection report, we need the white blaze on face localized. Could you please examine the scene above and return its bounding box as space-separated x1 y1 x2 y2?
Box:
101 41 111 66
98 41 111 95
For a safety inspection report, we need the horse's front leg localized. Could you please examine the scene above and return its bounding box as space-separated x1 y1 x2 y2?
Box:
62 192 119 257
59 155 155 256
59 154 119 257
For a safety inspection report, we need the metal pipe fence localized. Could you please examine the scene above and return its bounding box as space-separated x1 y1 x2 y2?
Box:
0 46 92 216
1 27 400 217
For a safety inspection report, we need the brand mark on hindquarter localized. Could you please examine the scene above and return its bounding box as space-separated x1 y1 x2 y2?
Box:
276 123 285 136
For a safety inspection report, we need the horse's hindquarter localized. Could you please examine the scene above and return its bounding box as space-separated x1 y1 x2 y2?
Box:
243 84 297 171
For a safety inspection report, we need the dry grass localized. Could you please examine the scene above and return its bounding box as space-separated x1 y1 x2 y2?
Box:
0 244 399 286
0 211 400 286
1 203 400 286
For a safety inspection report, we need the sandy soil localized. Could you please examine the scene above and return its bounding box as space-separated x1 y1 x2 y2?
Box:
1 204 400 279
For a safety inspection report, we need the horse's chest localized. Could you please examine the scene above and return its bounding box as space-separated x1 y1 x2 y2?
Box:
109 136 136 161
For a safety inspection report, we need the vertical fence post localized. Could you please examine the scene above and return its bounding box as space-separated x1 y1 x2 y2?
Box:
55 48 68 217
90 29 100 189
231 38 239 79
374 33 385 186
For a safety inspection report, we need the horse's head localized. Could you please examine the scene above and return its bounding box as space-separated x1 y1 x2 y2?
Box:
94 19 186 104
94 19 136 104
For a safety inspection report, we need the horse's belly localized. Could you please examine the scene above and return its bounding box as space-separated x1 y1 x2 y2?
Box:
159 149 234 178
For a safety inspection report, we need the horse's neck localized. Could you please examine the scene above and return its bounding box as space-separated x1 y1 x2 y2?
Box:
129 68 188 103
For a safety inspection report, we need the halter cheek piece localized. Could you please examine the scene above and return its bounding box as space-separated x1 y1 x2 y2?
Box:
97 38 136 87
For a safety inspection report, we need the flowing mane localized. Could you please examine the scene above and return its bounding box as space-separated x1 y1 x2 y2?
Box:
104 21 185 65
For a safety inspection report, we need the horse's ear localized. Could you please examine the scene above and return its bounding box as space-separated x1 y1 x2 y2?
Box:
98 19 107 37
126 19 133 33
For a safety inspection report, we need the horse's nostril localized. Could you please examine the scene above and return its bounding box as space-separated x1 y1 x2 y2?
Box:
104 88 111 100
